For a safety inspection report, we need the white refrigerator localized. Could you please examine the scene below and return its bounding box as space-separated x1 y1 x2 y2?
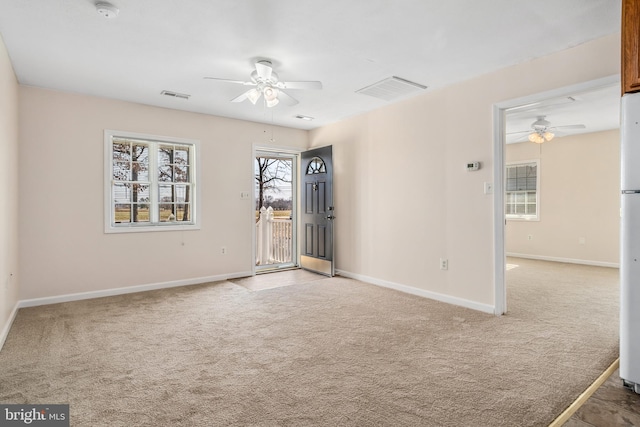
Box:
621 92 640 394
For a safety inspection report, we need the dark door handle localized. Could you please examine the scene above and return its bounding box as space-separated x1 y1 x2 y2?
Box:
326 215 335 220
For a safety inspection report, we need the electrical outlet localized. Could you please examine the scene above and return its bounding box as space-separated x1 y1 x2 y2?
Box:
528 235 533 241
579 237 586 245
440 258 448 270
221 247 227 255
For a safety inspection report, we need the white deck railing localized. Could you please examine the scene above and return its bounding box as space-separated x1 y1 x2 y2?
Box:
256 206 292 265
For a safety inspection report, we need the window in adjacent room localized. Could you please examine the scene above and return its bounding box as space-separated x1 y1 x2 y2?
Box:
505 160 539 220
104 130 200 233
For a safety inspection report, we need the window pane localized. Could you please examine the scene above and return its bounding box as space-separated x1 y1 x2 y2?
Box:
506 178 517 191
132 204 150 222
132 184 150 203
526 203 537 215
515 204 525 214
113 183 131 202
113 162 130 181
158 164 173 182
132 143 148 163
159 204 175 221
516 193 525 204
306 157 326 175
114 204 131 223
174 165 189 182
526 177 536 190
113 141 131 162
175 184 188 202
175 148 189 165
132 161 148 181
159 184 174 203
158 146 172 165
176 203 191 222
516 166 527 178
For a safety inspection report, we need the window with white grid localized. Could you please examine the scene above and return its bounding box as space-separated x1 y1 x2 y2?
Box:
505 160 539 220
104 130 199 233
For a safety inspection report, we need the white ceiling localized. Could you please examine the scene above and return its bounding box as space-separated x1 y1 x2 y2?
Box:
0 0 622 131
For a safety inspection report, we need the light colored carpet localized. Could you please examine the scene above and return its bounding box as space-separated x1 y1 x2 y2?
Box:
0 258 619 426
231 269 324 291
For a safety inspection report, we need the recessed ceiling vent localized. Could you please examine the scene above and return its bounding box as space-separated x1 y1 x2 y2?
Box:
356 76 427 101
161 90 190 100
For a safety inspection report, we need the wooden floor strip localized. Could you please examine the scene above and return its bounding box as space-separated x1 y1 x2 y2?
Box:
548 358 620 427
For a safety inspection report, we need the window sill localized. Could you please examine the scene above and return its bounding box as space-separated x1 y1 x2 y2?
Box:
105 222 200 234
506 216 540 222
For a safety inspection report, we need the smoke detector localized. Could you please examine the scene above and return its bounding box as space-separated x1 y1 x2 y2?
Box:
96 2 119 19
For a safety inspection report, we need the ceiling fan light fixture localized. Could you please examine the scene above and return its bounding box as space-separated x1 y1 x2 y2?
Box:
265 97 279 108
528 132 544 144
246 89 261 105
263 86 279 102
528 130 554 144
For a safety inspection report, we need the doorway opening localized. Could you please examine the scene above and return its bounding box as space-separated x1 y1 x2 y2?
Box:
493 75 620 314
255 151 298 273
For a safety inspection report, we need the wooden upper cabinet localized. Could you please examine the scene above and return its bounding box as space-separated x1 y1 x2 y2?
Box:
623 0 640 94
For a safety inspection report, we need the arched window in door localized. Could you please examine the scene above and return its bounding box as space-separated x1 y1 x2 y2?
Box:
306 156 326 175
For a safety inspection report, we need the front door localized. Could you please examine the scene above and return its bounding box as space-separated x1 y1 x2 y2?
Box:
300 146 334 276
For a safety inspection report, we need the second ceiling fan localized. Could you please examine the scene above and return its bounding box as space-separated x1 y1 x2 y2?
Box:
509 115 586 143
205 60 322 107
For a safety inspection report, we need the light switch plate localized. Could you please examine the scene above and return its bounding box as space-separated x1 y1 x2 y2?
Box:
484 182 493 194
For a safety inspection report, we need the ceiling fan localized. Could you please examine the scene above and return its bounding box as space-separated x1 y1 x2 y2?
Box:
508 115 586 143
204 60 322 108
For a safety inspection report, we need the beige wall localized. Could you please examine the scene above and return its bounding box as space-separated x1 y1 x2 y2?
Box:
0 35 19 340
309 34 620 308
18 87 308 300
11 33 622 312
506 130 620 265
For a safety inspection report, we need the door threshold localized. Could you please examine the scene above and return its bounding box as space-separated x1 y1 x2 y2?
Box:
255 265 300 275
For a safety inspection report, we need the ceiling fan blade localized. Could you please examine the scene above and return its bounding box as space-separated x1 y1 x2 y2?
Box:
204 77 256 86
277 90 299 106
513 134 531 142
231 89 253 103
276 81 323 90
552 124 586 130
506 129 532 135
255 61 273 81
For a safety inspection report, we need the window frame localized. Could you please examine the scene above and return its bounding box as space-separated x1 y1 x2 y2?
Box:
104 129 201 233
505 159 540 221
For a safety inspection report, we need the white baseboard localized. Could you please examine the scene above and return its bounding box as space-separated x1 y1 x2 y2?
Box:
0 301 20 353
18 271 253 309
336 269 495 314
506 253 619 268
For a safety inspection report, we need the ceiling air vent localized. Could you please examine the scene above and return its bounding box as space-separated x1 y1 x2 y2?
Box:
356 76 427 101
161 90 190 100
